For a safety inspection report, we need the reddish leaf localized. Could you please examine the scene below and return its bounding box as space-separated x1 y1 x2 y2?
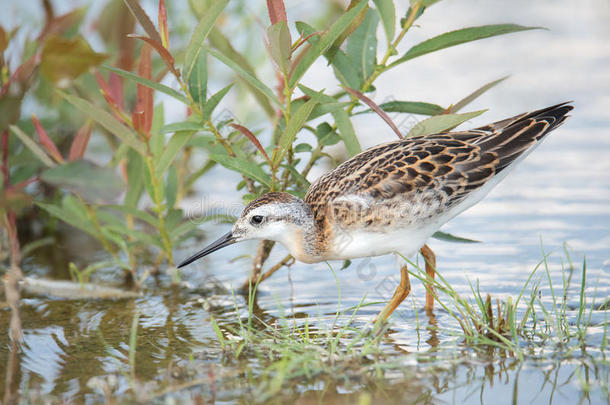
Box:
94 71 126 122
69 120 93 161
266 0 287 25
132 111 145 134
158 0 169 49
97 0 135 71
128 34 179 78
38 8 85 41
123 0 163 45
1 53 39 96
31 114 65 163
134 44 153 136
108 72 125 110
344 87 403 139
229 123 271 164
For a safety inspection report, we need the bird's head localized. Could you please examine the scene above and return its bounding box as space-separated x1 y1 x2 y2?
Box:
177 192 314 267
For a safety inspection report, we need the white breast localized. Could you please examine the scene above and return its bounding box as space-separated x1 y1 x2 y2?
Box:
326 225 436 260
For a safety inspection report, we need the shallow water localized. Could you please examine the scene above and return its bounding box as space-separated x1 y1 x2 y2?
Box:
2 0 610 403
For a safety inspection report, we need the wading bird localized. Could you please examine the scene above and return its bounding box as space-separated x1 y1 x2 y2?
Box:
179 102 572 323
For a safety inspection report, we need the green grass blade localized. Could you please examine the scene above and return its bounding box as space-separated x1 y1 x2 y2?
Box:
577 257 587 328
101 65 190 104
389 24 542 68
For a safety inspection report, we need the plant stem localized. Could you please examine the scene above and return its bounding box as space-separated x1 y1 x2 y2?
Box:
146 156 174 266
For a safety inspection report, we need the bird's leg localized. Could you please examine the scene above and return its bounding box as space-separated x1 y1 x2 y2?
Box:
374 265 411 325
420 244 436 311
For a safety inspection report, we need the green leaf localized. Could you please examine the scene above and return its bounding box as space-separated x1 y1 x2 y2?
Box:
432 230 480 244
155 131 195 177
170 220 199 242
299 85 361 156
59 91 147 155
346 8 379 85
373 0 395 44
330 49 361 89
206 46 282 109
210 154 272 187
188 50 207 112
208 28 275 118
289 0 368 89
334 111 360 156
0 94 22 134
124 150 144 208
101 65 190 104
294 143 312 153
310 101 353 121
407 110 486 137
40 35 108 83
326 1 369 61
150 103 165 160
165 208 183 230
202 83 233 121
37 197 98 239
280 164 310 188
274 92 321 167
105 224 164 248
316 122 341 146
10 125 56 168
165 166 178 208
160 121 205 134
364 100 445 116
41 160 125 202
451 75 509 113
296 21 360 89
103 204 159 227
390 24 541 68
183 0 229 82
267 21 291 74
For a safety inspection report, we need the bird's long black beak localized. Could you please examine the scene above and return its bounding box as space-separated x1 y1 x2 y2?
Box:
177 231 236 268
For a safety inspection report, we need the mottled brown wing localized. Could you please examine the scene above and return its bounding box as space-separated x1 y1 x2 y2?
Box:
305 102 572 228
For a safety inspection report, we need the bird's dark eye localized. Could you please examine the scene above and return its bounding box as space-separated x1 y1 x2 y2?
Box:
250 215 264 225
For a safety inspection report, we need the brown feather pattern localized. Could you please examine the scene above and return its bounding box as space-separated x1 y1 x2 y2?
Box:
303 102 573 245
